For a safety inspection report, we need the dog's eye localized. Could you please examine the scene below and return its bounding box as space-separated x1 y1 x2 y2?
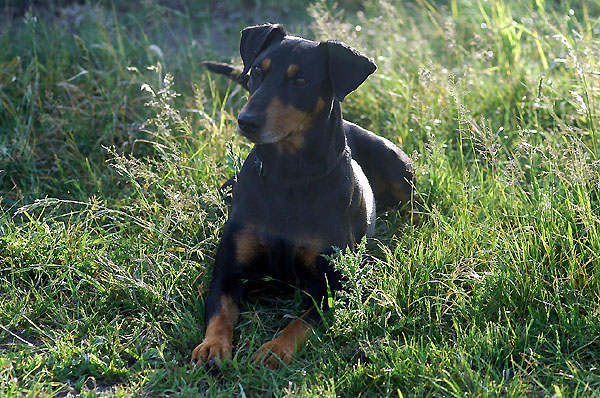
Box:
293 77 306 86
253 66 263 76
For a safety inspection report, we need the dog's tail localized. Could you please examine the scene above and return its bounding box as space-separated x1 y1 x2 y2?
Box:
202 61 249 91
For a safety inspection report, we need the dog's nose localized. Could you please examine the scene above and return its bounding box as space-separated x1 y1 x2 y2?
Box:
237 112 261 135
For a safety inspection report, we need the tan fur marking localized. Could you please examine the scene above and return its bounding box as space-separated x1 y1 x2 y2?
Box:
293 238 324 272
294 246 319 270
374 176 420 225
286 64 299 78
260 58 271 72
252 309 312 368
191 296 240 366
390 181 412 205
235 229 263 264
265 96 327 153
313 96 326 114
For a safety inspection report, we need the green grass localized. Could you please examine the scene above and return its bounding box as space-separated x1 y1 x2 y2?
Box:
1 0 599 396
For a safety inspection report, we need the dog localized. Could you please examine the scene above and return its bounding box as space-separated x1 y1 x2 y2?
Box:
203 62 418 214
191 23 415 370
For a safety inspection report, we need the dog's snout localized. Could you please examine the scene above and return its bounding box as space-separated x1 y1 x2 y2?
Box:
238 112 261 135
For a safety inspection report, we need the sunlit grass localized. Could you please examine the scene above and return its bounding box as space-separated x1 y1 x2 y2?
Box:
1 0 599 396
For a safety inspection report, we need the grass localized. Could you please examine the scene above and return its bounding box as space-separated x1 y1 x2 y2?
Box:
1 0 599 396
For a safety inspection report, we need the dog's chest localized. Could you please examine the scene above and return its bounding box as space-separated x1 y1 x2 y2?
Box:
230 156 357 246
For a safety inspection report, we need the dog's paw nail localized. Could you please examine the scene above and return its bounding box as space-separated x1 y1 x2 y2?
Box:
208 359 215 368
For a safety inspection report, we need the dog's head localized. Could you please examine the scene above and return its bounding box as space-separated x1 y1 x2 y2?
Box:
236 24 376 149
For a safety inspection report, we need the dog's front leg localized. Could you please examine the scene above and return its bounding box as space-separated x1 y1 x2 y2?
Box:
252 306 320 369
191 227 246 369
191 291 240 369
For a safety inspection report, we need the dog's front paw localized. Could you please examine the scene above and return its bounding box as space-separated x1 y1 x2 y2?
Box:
191 337 232 369
252 337 295 369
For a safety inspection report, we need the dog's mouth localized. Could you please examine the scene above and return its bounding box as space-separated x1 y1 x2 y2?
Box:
237 124 291 144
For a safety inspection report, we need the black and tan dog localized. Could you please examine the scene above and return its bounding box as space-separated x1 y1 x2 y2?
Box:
204 61 417 213
191 23 414 370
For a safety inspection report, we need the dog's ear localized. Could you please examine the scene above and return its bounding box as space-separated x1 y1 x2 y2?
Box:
240 23 286 76
323 41 377 102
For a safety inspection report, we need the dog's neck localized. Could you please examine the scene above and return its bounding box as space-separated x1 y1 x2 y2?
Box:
254 99 347 180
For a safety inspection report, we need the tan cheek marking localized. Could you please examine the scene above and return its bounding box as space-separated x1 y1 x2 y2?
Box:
266 97 328 153
265 96 310 135
235 229 263 264
265 97 310 151
286 64 299 78
261 58 271 72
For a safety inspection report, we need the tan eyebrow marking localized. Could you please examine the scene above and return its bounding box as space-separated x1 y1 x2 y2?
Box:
286 64 299 78
260 58 271 71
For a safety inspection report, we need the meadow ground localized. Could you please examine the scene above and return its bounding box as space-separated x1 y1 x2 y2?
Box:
1 0 599 396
